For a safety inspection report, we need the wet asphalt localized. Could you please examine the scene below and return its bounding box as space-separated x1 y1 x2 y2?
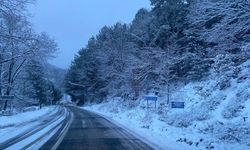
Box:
41 106 155 150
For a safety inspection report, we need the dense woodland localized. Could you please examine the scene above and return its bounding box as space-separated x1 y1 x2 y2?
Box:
65 0 250 105
0 0 62 110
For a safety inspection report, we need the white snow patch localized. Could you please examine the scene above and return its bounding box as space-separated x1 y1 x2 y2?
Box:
0 106 56 128
6 109 66 150
0 106 58 143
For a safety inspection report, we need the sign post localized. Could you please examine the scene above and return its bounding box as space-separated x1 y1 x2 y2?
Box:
171 101 185 109
144 96 158 111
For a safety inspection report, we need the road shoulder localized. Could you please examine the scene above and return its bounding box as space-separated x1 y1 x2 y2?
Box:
82 107 180 150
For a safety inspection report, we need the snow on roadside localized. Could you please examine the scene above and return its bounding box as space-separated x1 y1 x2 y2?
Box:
0 106 57 128
0 106 67 150
84 99 249 150
6 109 66 150
84 104 192 150
84 59 250 150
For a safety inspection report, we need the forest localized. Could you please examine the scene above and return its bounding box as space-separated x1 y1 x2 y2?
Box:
65 0 250 105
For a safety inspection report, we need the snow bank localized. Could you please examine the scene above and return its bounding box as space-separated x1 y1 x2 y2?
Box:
0 106 57 128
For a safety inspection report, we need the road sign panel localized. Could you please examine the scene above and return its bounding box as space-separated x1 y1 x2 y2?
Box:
171 101 185 109
1 95 14 100
144 96 158 111
144 96 157 101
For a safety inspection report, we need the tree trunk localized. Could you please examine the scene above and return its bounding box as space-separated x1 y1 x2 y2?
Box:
0 64 2 96
0 58 3 110
3 60 14 111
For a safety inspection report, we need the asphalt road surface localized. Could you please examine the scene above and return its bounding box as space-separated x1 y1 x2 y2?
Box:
41 106 155 150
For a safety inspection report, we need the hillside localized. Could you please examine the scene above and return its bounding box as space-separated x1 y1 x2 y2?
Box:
85 59 250 149
45 63 67 90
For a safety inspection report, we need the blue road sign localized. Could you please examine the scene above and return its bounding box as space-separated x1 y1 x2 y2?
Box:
144 96 158 111
144 96 158 101
0 95 14 101
171 102 185 109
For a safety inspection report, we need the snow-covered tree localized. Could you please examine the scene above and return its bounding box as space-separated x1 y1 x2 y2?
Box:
0 0 58 110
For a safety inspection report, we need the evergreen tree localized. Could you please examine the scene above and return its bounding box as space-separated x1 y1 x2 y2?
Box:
26 60 48 108
150 0 189 30
26 60 61 108
48 81 63 105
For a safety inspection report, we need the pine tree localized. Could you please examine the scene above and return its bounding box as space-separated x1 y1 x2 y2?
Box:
150 0 188 30
26 60 48 108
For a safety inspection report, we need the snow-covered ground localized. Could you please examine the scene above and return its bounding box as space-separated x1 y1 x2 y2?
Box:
84 59 250 150
0 106 55 128
0 106 66 149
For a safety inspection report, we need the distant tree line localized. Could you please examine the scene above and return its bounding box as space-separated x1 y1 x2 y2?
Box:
65 0 250 105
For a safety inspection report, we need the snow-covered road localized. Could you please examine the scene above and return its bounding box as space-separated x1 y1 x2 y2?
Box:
0 106 68 150
0 106 158 150
41 106 157 150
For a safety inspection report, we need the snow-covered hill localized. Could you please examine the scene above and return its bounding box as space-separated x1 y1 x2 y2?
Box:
85 58 250 150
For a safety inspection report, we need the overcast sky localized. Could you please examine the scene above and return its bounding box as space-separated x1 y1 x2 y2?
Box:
29 0 151 69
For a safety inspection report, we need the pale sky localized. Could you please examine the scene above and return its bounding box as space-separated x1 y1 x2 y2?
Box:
29 0 151 69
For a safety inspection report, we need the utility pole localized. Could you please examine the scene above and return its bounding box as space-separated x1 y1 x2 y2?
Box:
166 46 170 105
